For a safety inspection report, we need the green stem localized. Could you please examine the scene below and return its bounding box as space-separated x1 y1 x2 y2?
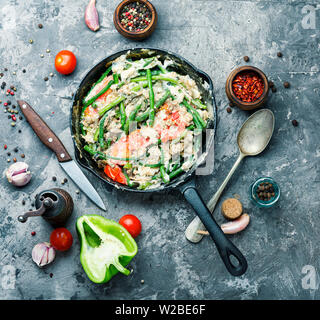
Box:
99 96 126 116
83 79 114 108
191 99 207 110
147 69 155 126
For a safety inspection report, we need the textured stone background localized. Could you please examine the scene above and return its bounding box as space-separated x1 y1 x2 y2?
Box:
0 0 319 300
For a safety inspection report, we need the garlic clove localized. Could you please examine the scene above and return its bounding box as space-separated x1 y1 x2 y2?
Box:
85 0 100 32
32 242 56 267
6 162 32 187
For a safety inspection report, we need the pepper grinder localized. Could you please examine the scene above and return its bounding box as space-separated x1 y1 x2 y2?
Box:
18 188 73 227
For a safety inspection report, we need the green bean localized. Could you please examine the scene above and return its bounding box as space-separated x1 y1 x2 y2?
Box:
83 79 115 108
169 167 183 179
138 70 161 76
117 81 125 89
143 58 154 68
160 165 170 183
187 124 195 130
99 96 126 116
182 100 205 129
158 65 167 74
84 145 141 161
99 112 109 149
120 101 126 130
191 99 207 110
135 110 149 122
96 66 112 84
131 75 180 86
124 104 142 134
147 69 155 126
184 99 206 128
139 162 161 168
106 138 112 149
113 73 119 84
122 168 137 188
154 89 171 111
132 82 148 92
93 127 99 141
138 181 152 190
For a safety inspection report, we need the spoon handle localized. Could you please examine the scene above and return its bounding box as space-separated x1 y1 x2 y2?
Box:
185 153 245 243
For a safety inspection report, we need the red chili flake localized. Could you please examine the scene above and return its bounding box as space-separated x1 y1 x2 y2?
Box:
10 91 14 96
4 102 8 106
12 116 16 121
31 231 36 236
4 144 7 150
232 71 264 103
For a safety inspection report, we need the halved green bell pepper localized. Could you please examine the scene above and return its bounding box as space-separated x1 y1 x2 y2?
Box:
76 215 138 284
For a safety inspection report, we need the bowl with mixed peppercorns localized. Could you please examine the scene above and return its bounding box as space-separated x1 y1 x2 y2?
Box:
250 177 280 208
226 66 269 111
114 0 157 40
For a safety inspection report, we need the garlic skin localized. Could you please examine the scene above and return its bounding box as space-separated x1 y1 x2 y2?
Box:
6 162 32 187
32 242 56 267
85 0 100 32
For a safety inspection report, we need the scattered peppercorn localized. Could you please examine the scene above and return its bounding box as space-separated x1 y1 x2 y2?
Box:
52 176 57 181
7 152 11 156
226 107 232 113
22 200 25 205
243 56 250 62
4 68 8 71
277 52 283 57
292 119 298 127
44 77 48 81
269 81 274 88
22 69 26 73
271 87 277 93
14 147 18 152
283 81 290 88
49 273 53 278
13 158 17 162
63 178 68 183
21 154 25 158
38 23 43 29
31 231 36 236
18 129 21 133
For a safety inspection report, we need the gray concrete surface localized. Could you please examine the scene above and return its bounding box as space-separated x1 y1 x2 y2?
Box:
0 0 319 300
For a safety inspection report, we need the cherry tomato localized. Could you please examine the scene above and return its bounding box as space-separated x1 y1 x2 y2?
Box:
50 228 73 251
119 215 142 238
55 50 77 75
104 165 128 185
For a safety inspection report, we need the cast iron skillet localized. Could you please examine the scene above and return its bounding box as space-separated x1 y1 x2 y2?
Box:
71 48 247 276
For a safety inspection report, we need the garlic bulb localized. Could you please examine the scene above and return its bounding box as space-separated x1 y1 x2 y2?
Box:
32 242 56 267
85 0 100 32
6 162 32 187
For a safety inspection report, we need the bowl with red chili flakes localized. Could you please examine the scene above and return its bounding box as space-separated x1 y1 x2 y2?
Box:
114 0 157 41
225 66 269 111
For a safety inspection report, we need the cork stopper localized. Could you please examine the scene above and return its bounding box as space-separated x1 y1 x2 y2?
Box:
221 198 243 220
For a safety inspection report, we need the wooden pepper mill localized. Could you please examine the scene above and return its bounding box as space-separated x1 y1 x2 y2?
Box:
18 188 73 227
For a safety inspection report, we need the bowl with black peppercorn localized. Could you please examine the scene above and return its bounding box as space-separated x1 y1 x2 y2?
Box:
113 0 157 41
225 66 269 111
250 177 280 208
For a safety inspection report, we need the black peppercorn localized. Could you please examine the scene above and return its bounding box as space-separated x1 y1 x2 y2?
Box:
292 119 298 127
243 56 250 62
271 87 277 93
283 81 290 88
269 81 274 88
226 107 232 113
277 52 283 57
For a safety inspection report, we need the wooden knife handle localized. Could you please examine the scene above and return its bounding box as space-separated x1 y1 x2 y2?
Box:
17 100 72 162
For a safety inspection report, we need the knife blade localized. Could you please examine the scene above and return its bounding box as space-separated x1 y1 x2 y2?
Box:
17 100 106 211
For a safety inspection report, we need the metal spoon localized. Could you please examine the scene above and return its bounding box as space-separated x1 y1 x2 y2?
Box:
185 109 275 243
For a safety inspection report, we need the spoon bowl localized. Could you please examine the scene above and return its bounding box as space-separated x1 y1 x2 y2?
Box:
238 109 275 156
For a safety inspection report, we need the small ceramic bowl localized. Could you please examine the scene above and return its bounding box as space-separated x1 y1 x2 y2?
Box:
250 177 280 208
113 0 157 41
225 66 269 111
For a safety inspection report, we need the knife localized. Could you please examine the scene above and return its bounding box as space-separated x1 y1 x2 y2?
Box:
17 100 106 211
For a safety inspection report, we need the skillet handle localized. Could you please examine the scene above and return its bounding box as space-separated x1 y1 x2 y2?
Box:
181 182 247 276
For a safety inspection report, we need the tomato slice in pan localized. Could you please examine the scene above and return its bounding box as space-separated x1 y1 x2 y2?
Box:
104 165 128 185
